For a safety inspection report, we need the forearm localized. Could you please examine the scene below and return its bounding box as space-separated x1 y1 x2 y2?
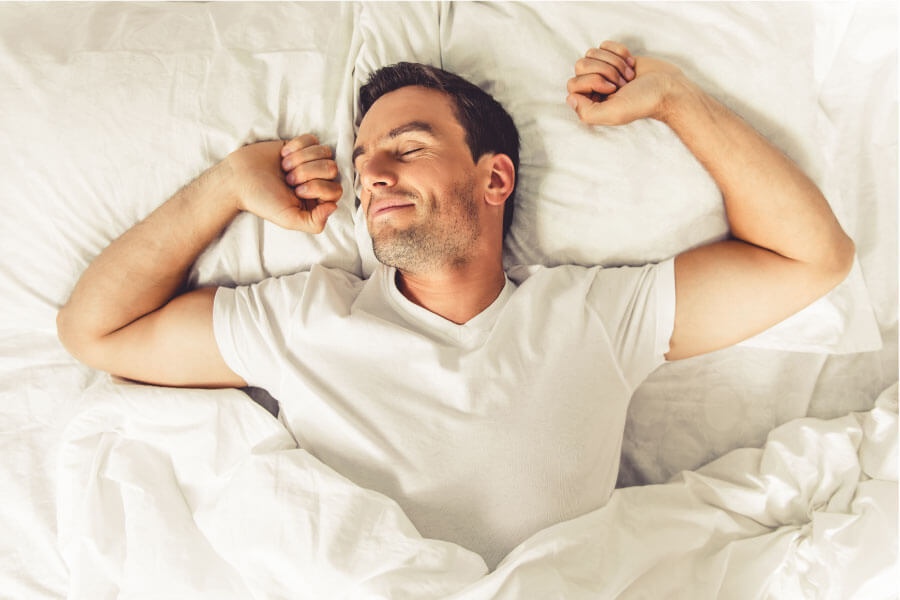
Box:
58 160 240 346
658 77 854 270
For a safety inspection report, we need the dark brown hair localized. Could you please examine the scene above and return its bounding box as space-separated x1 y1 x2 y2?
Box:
359 62 520 239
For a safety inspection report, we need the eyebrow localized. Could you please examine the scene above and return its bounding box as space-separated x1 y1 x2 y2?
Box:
352 120 434 166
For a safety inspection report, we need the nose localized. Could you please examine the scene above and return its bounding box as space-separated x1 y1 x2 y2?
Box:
358 151 398 192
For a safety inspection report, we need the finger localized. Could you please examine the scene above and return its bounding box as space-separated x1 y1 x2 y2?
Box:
281 133 320 157
567 73 618 96
272 200 337 233
311 201 338 232
598 40 636 69
566 92 626 127
294 179 343 203
285 158 339 186
583 47 634 82
282 144 333 171
566 92 591 122
575 56 628 87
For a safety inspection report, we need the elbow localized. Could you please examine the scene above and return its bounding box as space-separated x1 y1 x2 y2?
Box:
56 306 82 359
56 306 72 349
56 306 99 366
818 233 856 290
833 233 855 277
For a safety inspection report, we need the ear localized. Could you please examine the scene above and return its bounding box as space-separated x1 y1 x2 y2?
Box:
480 153 516 207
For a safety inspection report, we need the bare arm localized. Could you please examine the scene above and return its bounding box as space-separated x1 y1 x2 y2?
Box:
56 135 342 387
654 76 854 359
57 161 244 387
567 42 855 360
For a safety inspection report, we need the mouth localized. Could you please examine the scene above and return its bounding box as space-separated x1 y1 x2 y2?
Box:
374 204 414 218
369 195 416 219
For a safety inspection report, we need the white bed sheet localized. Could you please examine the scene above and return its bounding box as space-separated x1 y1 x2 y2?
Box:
0 2 896 598
54 378 897 598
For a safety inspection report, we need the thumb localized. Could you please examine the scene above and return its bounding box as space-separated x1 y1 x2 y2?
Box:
277 202 337 233
567 92 624 127
310 202 338 233
566 94 603 125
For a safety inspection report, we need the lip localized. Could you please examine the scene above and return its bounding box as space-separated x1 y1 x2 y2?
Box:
369 195 416 218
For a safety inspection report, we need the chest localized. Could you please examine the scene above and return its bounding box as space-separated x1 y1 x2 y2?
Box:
276 306 630 470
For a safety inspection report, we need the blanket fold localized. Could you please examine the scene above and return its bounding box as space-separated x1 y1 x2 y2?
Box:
57 380 897 599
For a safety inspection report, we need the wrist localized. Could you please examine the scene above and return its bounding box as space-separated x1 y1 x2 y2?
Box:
653 73 703 124
217 152 247 214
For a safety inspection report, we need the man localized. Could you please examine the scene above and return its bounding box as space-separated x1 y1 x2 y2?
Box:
56 42 855 569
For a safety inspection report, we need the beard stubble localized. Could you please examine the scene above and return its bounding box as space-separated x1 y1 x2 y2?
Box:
370 176 480 274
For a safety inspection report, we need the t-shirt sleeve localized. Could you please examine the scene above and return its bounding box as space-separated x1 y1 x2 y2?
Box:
586 258 676 391
212 272 310 389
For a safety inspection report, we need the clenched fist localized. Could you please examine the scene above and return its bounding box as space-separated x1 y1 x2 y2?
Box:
226 134 342 233
566 40 687 127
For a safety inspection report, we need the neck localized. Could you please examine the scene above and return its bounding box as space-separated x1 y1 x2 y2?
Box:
395 255 506 325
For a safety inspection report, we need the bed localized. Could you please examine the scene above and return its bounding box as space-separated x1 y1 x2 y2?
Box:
0 2 896 598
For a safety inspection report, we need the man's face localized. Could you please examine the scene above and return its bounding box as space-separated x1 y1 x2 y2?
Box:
353 86 484 274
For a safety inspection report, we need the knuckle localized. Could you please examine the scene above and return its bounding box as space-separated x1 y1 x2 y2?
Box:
291 166 311 185
315 180 332 195
305 145 325 161
605 40 627 56
320 180 336 196
298 133 318 147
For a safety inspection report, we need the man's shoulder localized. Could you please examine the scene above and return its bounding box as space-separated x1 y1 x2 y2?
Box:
504 260 671 309
505 262 598 286
234 265 365 308
293 264 367 300
309 263 366 283
260 264 364 286
506 260 668 283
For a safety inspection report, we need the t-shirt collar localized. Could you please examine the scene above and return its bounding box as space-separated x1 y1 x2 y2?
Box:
379 264 516 340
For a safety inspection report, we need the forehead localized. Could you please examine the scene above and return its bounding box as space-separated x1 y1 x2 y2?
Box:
356 85 463 146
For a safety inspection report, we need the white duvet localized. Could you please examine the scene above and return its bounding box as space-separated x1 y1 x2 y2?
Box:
57 380 897 599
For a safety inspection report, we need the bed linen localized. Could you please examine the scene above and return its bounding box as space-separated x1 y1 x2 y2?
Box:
0 2 896 598
56 379 897 599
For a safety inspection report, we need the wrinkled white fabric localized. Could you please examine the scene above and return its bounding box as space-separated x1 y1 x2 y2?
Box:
55 382 897 599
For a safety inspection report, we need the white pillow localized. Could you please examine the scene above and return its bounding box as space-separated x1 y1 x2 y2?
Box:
0 2 365 336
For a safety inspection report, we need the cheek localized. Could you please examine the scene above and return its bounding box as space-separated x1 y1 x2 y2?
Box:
417 163 453 194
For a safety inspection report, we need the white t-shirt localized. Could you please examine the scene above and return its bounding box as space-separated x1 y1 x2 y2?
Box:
213 259 676 569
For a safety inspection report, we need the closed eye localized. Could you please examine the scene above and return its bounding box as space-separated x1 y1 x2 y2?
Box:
402 148 423 156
